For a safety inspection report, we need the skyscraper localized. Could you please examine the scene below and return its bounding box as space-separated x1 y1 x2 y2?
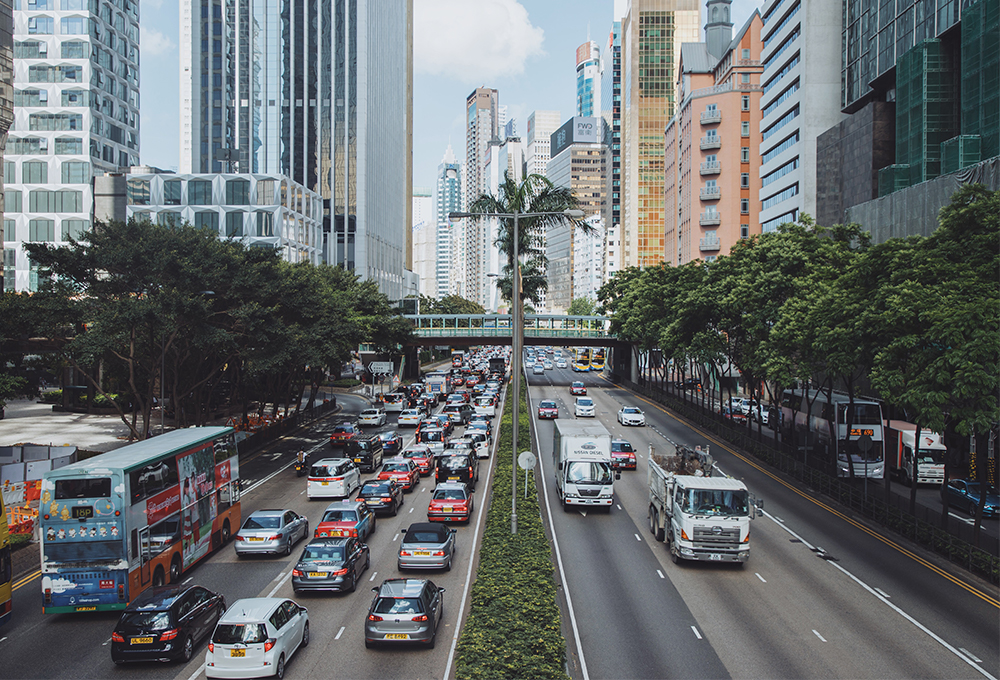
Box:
525 110 561 177
464 86 500 309
411 188 435 298
576 40 601 117
433 144 462 300
0 0 13 292
621 0 700 268
180 0 411 299
4 0 140 292
600 13 624 278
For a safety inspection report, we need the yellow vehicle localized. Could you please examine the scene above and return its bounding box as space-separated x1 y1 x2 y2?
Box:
0 494 11 627
572 348 591 372
591 348 606 371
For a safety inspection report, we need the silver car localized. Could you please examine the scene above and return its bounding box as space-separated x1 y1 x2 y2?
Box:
364 579 445 648
235 509 309 557
397 522 456 571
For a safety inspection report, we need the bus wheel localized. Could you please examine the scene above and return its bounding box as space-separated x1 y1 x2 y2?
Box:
169 555 182 583
152 567 165 588
221 520 231 544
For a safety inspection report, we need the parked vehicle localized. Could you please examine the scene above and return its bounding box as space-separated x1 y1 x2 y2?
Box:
647 443 759 565
235 509 309 558
344 435 384 473
307 458 362 499
111 584 226 664
552 420 616 510
205 598 308 679
314 500 375 541
364 578 445 648
397 524 456 571
885 420 946 485
291 537 370 594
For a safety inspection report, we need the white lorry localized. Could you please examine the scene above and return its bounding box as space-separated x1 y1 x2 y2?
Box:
885 420 946 486
552 420 618 510
423 372 451 403
647 443 760 565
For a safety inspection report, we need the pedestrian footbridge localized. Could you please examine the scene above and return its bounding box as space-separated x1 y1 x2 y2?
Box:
401 314 613 347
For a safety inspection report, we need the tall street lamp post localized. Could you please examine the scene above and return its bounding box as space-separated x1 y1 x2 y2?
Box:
450 208 582 534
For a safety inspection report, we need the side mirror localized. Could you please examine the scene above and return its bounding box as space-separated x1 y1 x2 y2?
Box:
615 471 621 480
400 528 407 534
371 587 378 593
438 588 446 594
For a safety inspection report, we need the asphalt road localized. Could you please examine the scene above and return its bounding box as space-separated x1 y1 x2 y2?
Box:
526 362 1000 680
0 391 502 680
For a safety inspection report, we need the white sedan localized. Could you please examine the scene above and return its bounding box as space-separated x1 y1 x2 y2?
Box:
358 408 387 426
556 359 567 368
205 597 308 679
397 409 422 427
617 406 646 426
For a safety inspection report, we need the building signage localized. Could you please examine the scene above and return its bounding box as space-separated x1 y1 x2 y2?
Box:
549 117 601 158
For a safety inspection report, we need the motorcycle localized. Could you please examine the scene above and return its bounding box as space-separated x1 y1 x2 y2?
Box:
295 459 308 476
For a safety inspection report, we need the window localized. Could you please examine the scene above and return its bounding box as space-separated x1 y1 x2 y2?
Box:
225 212 243 237
741 172 750 188
4 220 15 241
742 48 750 60
60 16 88 34
194 211 218 231
29 113 83 131
225 179 249 205
61 89 88 106
14 41 47 58
3 161 14 184
127 178 149 205
762 184 799 210
54 137 83 154
29 190 82 212
28 0 54 7
740 198 750 214
5 190 22 212
761 132 799 165
61 219 88 240
741 147 750 163
61 161 89 183
740 224 749 239
158 212 182 228
762 158 799 187
741 73 751 84
29 219 55 242
741 121 750 137
28 16 54 34
188 180 212 205
762 104 799 142
742 95 750 111
255 211 274 236
163 180 182 205
256 179 275 204
22 161 48 183
61 40 87 58
14 89 47 107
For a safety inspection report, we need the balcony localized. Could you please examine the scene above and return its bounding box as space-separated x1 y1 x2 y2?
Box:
700 160 721 175
700 236 721 251
699 211 721 226
700 186 721 201
700 109 722 125
700 134 721 149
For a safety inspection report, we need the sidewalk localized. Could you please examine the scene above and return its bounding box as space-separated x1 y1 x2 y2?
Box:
0 398 135 453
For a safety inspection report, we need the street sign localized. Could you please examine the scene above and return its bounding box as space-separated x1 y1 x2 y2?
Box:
367 361 393 374
517 451 536 470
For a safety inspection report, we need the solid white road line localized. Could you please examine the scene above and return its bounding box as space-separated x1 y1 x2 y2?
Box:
184 663 206 680
813 630 827 642
335 626 345 641
267 569 293 598
875 587 890 598
691 626 703 640
755 573 766 583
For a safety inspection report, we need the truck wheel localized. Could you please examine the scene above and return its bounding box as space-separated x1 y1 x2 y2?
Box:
649 507 664 541
668 531 680 564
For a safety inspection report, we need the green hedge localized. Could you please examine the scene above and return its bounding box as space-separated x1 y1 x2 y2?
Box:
39 390 62 404
330 378 361 388
10 533 32 550
455 381 569 680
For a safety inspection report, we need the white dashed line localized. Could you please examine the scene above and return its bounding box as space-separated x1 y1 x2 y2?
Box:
183 576 193 584
368 571 378 582
634 533 641 541
0 637 7 644
267 569 293 597
409 507 414 513
393 533 399 542
813 630 827 642
656 570 665 579
961 649 984 664
755 573 766 583
616 504 622 510
691 626 703 640
334 626 345 640
875 588 890 598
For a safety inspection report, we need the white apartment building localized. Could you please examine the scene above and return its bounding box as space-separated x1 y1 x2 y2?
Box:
433 144 463 300
525 110 560 177
411 188 435 298
757 0 843 232
573 215 605 302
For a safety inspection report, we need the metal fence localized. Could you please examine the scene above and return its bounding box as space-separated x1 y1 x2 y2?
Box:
614 374 1000 584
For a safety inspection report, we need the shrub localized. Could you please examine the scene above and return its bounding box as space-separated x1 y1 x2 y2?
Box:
40 390 62 404
10 532 32 550
331 378 361 388
455 381 568 680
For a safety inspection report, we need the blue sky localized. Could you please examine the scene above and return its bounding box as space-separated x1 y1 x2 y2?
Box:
139 0 762 192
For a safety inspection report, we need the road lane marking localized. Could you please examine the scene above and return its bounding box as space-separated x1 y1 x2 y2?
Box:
656 570 665 579
335 626 345 640
183 576 193 584
691 626 702 640
617 504 622 510
12 570 40 591
755 573 766 583
409 507 414 513
267 569 293 597
369 571 377 582
0 637 6 644
813 630 827 642
875 588 890 598
393 533 399 542
634 533 641 541
184 663 206 680
961 649 984 663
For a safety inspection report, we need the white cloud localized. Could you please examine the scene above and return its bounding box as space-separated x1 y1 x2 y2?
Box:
141 26 175 57
415 0 545 84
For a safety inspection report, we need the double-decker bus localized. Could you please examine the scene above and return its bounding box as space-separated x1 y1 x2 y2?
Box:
590 348 606 371
572 348 591 372
779 389 885 479
39 427 241 613
0 494 11 627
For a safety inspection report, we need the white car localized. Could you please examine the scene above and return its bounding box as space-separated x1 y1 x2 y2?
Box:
556 359 567 368
358 408 387 427
473 396 497 417
532 364 545 375
466 431 490 459
307 458 361 499
574 397 595 418
397 409 422 427
543 361 553 370
205 597 308 679
617 406 646 426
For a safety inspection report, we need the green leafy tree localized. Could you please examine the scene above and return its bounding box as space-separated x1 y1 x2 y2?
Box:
566 297 597 316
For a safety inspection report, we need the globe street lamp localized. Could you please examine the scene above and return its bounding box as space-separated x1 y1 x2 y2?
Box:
450 208 583 534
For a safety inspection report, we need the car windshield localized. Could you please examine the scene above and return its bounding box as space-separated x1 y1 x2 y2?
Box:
624 408 640 414
566 461 612 484
120 610 171 630
402 450 428 459
301 546 345 561
439 456 470 470
382 462 407 472
915 450 944 464
433 488 466 500
373 597 424 615
578 399 593 406
423 431 443 442
213 623 268 645
964 483 998 495
242 516 281 530
361 483 391 495
612 442 634 453
321 510 357 522
679 489 751 516
540 401 556 408
333 426 352 434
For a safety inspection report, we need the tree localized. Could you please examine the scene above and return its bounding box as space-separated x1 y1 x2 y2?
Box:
566 297 596 316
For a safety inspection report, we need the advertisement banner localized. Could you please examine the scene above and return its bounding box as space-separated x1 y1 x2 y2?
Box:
178 444 218 568
146 486 181 525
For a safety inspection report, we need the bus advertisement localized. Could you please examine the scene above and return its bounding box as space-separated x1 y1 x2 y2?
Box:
572 348 591 372
39 427 241 614
591 348 606 371
0 494 11 627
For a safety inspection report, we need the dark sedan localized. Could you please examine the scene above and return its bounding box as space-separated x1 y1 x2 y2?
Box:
292 537 371 593
378 430 403 455
358 479 403 515
111 584 226 664
943 479 999 517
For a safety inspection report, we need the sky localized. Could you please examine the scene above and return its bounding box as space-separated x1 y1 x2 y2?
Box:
139 0 762 191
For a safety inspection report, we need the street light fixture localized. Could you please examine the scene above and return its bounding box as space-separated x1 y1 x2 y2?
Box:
449 208 583 534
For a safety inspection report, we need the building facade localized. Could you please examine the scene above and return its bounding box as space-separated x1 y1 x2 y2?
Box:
621 0 700 268
5 0 140 292
433 144 462 300
525 109 560 178
411 188 435 298
463 86 500 309
601 18 623 278
573 214 605 303
0 0 13 291
576 40 601 117
180 0 411 300
756 0 842 233
665 3 763 265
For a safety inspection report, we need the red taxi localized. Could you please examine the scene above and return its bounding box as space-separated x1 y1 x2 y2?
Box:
570 381 587 396
329 422 360 446
426 482 474 523
377 457 420 491
313 500 375 540
401 445 434 475
537 400 559 419
611 439 637 470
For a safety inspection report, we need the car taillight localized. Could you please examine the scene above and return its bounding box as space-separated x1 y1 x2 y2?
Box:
111 632 124 642
315 530 323 537
332 476 343 482
208 642 214 653
400 550 411 556
268 535 282 541
292 569 304 577
348 528 358 537
331 567 348 576
44 587 52 603
159 628 180 641
432 550 445 556
412 614 428 622
264 638 277 652
368 614 383 622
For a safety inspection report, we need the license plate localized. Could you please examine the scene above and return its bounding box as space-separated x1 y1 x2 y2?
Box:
414 551 431 556
308 572 325 578
75 606 97 611
448 476 459 481
354 458 363 463
248 537 264 541
321 481 329 486
442 507 453 512
384 633 409 640
231 649 246 657
131 637 153 645
710 554 723 561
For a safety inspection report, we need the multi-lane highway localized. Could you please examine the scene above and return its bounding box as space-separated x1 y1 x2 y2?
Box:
0 391 501 680
526 359 999 680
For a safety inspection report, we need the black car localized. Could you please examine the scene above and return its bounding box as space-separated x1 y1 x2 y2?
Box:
435 452 479 490
358 479 404 515
111 584 226 664
292 537 371 593
378 430 403 455
344 434 384 473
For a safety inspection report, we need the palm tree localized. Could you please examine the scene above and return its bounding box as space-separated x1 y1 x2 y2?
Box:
468 172 581 308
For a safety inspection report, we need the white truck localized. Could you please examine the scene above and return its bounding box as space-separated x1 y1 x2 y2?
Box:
423 373 451 403
647 443 760 565
552 420 618 510
885 420 946 486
